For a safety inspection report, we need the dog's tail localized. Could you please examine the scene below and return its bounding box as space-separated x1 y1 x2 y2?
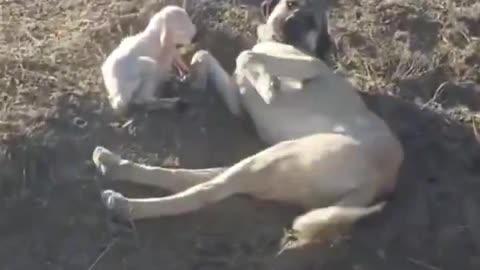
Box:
290 201 387 246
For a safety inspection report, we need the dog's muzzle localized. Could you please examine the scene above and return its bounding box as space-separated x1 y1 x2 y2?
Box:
282 9 317 45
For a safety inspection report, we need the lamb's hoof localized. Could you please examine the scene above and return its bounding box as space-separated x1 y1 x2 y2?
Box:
92 146 123 178
101 190 132 221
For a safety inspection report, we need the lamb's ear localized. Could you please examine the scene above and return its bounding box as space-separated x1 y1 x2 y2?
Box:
159 18 172 46
160 29 168 46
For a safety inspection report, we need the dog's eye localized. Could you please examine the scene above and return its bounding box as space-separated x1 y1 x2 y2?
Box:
286 0 298 9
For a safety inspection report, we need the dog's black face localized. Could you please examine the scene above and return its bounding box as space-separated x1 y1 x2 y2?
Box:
283 9 317 48
261 0 332 61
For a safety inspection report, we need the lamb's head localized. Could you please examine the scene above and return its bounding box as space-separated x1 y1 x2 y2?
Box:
260 0 332 60
146 5 197 50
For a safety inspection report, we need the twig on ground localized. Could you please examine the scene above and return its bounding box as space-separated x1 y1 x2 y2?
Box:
420 81 448 110
472 115 480 144
87 238 118 270
128 215 140 248
22 27 42 45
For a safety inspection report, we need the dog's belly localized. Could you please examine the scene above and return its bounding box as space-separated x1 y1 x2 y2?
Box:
244 101 355 145
246 133 377 208
257 114 338 143
240 90 337 143
238 84 401 203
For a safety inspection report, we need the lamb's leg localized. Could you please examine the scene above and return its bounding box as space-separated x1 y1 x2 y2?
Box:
134 56 181 110
93 146 227 192
173 54 190 78
189 50 243 116
100 153 256 220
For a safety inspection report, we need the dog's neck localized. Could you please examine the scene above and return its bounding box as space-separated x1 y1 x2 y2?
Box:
257 23 318 60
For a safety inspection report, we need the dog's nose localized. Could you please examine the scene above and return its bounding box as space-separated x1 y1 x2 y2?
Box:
288 9 316 28
282 9 317 46
284 9 316 33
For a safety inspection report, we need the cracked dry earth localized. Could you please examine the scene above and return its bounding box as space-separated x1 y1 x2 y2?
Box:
0 0 479 269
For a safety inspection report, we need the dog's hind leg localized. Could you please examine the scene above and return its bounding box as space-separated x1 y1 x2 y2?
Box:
100 153 258 220
93 146 227 192
289 186 384 247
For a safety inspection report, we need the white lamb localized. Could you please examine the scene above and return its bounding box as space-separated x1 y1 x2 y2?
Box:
101 5 196 114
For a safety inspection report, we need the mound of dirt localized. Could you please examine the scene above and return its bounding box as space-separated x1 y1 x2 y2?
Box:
0 0 479 269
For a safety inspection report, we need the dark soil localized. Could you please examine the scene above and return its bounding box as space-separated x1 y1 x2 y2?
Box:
1 0 479 269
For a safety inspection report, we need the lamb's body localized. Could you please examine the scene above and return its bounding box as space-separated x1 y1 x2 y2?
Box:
101 35 170 112
101 5 196 114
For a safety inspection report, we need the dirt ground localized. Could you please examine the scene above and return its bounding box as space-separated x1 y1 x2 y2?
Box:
1 0 479 269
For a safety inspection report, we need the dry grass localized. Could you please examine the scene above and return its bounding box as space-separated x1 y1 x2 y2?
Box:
0 1 479 269
331 0 479 90
0 0 478 142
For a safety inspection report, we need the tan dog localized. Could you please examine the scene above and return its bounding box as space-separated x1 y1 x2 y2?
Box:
93 1 404 247
101 5 196 115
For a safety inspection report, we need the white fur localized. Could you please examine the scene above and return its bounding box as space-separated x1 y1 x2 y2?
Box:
93 3 404 248
101 5 196 114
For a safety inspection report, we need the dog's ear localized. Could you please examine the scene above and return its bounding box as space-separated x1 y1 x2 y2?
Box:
314 29 332 61
261 0 280 19
314 13 333 61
